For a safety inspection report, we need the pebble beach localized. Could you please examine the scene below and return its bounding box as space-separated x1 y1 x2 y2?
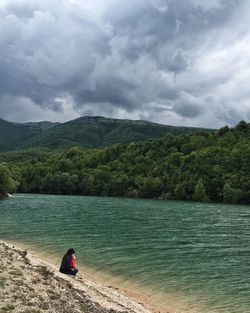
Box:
0 241 155 313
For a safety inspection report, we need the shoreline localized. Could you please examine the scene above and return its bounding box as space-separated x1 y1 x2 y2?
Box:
2 239 176 313
0 240 164 313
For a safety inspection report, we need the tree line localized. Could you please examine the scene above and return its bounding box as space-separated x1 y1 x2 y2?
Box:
0 163 17 197
1 121 249 204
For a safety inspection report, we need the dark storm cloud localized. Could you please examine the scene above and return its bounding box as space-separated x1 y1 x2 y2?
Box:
0 0 249 127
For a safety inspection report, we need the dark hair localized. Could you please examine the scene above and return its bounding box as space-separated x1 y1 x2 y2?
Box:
66 248 75 255
62 248 75 262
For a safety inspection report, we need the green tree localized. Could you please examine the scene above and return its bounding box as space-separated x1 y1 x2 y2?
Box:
135 176 163 198
0 163 17 196
193 178 209 202
217 125 230 136
42 173 78 194
223 183 242 204
109 173 131 196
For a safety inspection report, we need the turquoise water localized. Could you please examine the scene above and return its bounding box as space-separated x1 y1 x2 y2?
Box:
0 194 250 312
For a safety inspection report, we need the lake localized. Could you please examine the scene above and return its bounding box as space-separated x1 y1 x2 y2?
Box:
0 194 250 312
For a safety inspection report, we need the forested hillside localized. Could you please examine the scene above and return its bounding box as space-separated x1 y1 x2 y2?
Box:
0 118 57 152
21 116 211 150
0 116 211 151
0 118 42 151
4 121 249 204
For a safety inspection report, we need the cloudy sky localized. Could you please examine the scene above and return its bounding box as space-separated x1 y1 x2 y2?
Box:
0 0 250 128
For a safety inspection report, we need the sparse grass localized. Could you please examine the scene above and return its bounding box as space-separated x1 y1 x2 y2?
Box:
0 278 6 288
46 288 60 299
46 288 60 300
36 266 53 279
1 304 15 312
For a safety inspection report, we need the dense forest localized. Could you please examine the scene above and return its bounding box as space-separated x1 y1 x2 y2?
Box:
1 121 249 204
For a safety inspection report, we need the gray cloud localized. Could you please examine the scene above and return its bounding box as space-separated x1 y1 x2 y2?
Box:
0 0 249 127
173 91 203 118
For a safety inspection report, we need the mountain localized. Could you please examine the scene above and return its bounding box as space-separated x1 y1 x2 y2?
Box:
22 116 213 150
0 118 59 152
0 118 41 151
22 121 60 131
0 116 213 152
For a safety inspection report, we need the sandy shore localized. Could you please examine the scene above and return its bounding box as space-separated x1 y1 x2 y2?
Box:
0 241 155 313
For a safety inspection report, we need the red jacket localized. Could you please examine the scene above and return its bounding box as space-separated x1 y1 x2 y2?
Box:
70 255 76 269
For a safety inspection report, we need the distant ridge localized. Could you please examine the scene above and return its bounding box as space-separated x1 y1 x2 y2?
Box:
0 118 43 151
21 121 60 131
0 116 213 152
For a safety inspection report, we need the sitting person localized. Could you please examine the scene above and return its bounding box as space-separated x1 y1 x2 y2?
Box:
59 248 78 276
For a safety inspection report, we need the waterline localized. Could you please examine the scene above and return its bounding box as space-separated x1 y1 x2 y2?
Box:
2 238 210 313
1 194 250 313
